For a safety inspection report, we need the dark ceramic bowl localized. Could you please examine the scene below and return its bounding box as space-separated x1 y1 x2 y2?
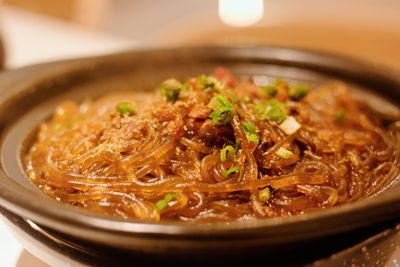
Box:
0 46 399 266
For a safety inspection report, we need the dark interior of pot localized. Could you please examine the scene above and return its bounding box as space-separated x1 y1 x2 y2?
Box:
0 46 400 265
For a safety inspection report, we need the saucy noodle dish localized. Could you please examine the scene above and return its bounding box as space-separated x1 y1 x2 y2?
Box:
25 68 400 222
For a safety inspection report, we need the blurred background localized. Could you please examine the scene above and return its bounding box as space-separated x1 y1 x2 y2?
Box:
1 0 400 68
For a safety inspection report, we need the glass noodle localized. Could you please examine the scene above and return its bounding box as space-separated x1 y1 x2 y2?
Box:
26 68 400 222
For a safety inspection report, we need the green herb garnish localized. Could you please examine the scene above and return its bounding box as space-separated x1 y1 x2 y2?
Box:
242 122 257 134
220 145 237 162
253 99 288 123
288 84 309 100
274 78 286 87
258 187 271 202
235 138 242 148
181 82 190 91
66 120 74 129
160 79 182 102
197 75 223 92
208 94 231 109
335 111 344 121
116 102 135 115
261 85 278 98
242 122 259 146
247 133 259 146
208 94 234 125
53 123 62 131
243 96 250 103
209 107 233 125
223 166 241 178
155 193 177 212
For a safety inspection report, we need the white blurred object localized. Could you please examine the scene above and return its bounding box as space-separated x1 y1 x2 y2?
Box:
0 221 22 267
218 0 263 27
1 6 135 68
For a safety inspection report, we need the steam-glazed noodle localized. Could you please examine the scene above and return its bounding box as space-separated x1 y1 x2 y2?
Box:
25 68 400 222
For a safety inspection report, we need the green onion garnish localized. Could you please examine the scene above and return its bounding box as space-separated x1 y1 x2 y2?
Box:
208 94 231 109
197 75 223 92
242 122 257 134
160 78 182 102
335 111 344 121
53 123 62 131
208 94 234 125
258 187 271 202
209 106 234 125
181 82 190 91
253 99 288 123
235 138 242 147
261 85 278 98
116 102 135 115
66 120 74 129
155 193 177 212
274 78 287 87
275 147 294 159
247 133 259 146
242 96 250 103
242 122 259 146
223 165 241 178
288 84 309 100
220 145 237 162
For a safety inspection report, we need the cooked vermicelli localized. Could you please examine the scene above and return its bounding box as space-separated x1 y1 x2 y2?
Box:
25 68 400 222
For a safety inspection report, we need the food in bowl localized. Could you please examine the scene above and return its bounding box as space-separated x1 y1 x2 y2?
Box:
25 68 399 222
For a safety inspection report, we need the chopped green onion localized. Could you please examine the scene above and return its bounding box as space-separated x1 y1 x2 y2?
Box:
209 106 234 125
242 122 257 134
160 78 182 102
242 122 259 146
155 193 177 212
208 94 232 110
116 102 135 115
66 120 73 129
258 187 271 202
235 138 242 148
275 147 294 159
197 75 223 91
243 96 250 103
288 84 309 100
208 94 234 125
274 78 287 87
220 145 236 162
181 82 190 91
261 85 278 98
53 123 62 131
279 116 301 135
253 99 288 123
247 133 259 146
223 166 241 178
335 111 344 121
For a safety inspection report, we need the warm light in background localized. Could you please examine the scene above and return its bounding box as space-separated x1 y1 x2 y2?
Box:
218 0 264 27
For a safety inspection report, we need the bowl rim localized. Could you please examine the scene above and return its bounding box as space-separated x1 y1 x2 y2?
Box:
0 45 399 242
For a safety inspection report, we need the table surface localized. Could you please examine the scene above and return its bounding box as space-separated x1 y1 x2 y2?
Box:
0 6 134 266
